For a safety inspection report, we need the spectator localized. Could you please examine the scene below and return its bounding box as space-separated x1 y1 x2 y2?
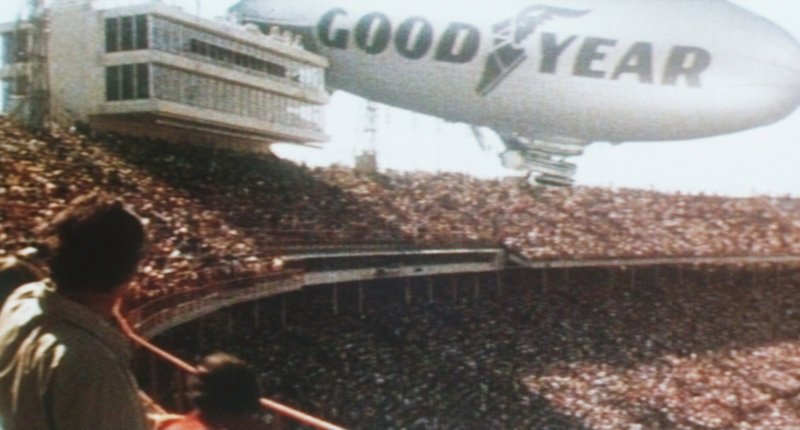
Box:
159 352 277 430
0 255 44 308
0 194 152 430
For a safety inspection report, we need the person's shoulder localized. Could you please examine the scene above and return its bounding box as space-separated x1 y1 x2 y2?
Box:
38 294 132 363
40 315 130 379
2 280 51 311
0 281 56 359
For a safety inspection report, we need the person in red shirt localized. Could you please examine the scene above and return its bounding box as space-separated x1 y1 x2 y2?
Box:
159 352 278 430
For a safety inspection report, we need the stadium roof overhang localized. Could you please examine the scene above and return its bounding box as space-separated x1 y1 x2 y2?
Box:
89 107 327 152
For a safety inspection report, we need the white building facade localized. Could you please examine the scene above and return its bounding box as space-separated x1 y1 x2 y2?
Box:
1 1 329 149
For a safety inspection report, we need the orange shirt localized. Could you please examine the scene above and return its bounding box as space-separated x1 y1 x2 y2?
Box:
159 410 276 430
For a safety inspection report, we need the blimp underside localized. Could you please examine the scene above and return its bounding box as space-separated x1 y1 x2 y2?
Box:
231 0 800 186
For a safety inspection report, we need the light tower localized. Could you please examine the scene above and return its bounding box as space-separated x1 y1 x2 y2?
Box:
355 101 378 173
22 0 50 129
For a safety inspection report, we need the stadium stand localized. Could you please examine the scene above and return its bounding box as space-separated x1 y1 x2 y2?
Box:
316 168 800 259
0 117 415 306
4 117 800 428
3 116 799 295
153 265 800 429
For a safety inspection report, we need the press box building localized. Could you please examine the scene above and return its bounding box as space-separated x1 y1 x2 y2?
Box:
0 0 329 150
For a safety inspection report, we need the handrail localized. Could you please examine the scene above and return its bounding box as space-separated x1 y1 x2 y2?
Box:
114 308 347 430
125 270 303 318
515 254 800 269
115 307 197 375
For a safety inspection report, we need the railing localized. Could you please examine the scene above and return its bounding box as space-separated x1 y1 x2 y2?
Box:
125 270 305 337
125 251 800 336
119 249 800 430
208 227 494 252
120 246 506 429
515 254 800 269
116 307 346 430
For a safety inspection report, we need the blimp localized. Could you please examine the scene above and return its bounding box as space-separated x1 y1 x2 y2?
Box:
229 0 800 186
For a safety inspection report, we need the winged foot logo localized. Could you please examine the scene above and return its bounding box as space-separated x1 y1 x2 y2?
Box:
476 5 590 96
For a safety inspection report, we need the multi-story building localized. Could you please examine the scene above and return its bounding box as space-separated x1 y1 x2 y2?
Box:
0 0 329 150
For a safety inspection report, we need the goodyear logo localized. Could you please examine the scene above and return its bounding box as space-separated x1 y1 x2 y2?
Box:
317 5 713 96
477 6 589 95
318 8 480 63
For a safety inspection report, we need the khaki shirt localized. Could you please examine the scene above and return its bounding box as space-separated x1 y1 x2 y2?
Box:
0 281 149 430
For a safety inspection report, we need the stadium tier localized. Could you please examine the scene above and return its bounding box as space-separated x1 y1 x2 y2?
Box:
2 116 800 307
4 117 800 428
148 266 800 429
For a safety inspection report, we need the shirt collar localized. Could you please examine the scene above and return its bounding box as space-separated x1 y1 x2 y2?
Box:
25 281 134 360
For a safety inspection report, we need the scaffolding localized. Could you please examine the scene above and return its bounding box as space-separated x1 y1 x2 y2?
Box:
355 101 378 173
22 0 49 129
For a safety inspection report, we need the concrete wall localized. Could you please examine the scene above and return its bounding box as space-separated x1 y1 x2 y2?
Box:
48 1 103 122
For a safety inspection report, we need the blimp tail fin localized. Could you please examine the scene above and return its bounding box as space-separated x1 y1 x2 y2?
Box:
498 134 588 187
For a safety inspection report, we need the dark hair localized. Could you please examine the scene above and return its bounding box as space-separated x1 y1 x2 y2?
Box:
188 353 262 417
47 194 147 293
0 256 44 306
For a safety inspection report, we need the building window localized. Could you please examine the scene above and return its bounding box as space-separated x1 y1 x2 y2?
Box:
2 30 30 65
1 75 30 113
135 15 148 50
106 63 150 101
136 63 150 99
11 75 29 96
150 64 324 131
149 17 325 91
187 38 287 78
120 16 134 51
105 15 149 53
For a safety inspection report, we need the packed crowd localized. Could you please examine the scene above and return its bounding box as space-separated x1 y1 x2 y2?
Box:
4 117 800 428
317 168 800 259
155 265 800 429
0 118 407 305
2 116 800 307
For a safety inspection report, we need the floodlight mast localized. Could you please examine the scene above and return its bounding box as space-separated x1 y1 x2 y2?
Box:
27 0 49 128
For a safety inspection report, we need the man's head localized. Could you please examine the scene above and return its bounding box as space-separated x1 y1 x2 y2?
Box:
188 353 262 418
46 194 147 294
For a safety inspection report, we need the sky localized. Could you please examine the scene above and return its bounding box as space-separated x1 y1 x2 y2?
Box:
2 0 800 197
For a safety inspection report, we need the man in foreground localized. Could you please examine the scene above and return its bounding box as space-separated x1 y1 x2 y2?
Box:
0 194 151 430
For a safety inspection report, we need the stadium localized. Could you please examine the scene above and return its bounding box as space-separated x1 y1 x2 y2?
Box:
4 117 800 428
3 1 800 429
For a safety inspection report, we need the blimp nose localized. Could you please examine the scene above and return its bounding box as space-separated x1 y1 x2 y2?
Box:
788 50 800 103
789 66 800 112
742 27 800 126
691 9 800 139
773 35 800 90
767 24 800 102
772 44 800 120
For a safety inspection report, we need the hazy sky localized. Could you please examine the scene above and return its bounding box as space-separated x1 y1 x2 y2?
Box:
3 0 799 196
